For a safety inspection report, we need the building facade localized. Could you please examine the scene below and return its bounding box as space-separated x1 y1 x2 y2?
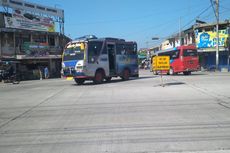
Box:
152 21 230 71
0 0 70 80
194 21 230 70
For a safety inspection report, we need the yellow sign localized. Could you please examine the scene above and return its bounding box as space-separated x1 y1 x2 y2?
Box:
152 56 170 70
66 77 73 80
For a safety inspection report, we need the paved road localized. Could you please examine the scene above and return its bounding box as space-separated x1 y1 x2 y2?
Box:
0 70 230 153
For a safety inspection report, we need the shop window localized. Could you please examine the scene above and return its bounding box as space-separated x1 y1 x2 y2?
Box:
22 35 30 43
3 32 14 47
33 35 46 43
48 36 55 46
15 34 30 53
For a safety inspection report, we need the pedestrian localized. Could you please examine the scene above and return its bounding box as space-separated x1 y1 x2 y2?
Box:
44 66 49 79
39 67 42 80
8 63 14 77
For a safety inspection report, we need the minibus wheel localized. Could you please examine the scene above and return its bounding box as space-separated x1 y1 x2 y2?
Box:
75 78 85 85
94 70 104 84
122 69 130 80
105 77 112 82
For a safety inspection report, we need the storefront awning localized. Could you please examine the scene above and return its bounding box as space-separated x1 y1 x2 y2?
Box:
16 55 61 60
197 47 227 52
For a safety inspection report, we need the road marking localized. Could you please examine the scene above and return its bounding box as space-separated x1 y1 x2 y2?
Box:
0 87 66 129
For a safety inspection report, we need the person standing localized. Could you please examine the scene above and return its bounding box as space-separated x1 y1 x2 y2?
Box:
8 63 14 77
44 66 49 79
39 66 43 80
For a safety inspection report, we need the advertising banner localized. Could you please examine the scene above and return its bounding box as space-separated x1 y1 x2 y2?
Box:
4 9 55 32
22 42 49 57
195 30 228 49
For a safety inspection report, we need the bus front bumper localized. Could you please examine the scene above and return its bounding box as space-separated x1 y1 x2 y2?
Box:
74 73 93 79
63 69 92 79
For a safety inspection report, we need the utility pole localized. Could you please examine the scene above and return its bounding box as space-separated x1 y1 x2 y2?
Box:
179 17 181 46
146 41 149 60
215 0 219 70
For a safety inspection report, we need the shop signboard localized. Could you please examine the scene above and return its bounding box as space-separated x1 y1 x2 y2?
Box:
4 9 55 32
23 42 49 56
195 30 228 49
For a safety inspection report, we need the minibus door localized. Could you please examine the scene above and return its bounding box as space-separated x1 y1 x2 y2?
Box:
107 43 116 75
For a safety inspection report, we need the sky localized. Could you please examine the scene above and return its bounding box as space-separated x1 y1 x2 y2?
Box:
15 0 230 48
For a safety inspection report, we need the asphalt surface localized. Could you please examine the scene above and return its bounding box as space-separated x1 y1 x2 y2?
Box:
0 70 230 153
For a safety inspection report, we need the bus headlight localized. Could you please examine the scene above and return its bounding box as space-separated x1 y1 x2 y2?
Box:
75 65 83 72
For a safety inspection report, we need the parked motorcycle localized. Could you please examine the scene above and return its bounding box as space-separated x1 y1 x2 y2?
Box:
0 69 20 84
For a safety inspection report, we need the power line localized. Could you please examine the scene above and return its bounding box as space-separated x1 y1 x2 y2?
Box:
152 4 213 45
219 9 230 16
181 4 212 30
201 10 215 20
199 3 229 23
219 4 230 11
137 4 214 47
210 0 218 20
68 2 212 26
121 10 194 38
151 4 215 40
120 18 178 38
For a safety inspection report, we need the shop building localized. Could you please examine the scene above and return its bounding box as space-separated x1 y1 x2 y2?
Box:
151 21 230 71
0 0 70 80
194 21 230 71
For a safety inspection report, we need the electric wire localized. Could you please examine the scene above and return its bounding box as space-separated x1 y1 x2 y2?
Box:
181 4 213 30
210 0 218 20
165 4 213 40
